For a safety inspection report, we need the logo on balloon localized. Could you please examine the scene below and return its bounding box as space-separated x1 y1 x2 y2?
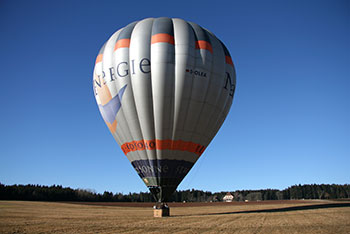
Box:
96 84 127 133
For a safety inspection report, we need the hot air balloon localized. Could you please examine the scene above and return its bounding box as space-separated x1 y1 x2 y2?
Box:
93 17 236 216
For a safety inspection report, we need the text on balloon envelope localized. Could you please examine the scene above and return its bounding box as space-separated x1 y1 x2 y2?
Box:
121 139 205 156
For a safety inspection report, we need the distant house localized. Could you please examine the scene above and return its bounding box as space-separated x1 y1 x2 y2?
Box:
223 192 234 202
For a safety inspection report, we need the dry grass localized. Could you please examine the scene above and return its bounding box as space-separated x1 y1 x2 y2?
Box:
0 200 349 233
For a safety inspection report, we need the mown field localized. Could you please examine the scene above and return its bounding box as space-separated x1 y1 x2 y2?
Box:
0 200 349 233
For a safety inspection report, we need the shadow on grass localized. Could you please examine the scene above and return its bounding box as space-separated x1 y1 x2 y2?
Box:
173 202 350 217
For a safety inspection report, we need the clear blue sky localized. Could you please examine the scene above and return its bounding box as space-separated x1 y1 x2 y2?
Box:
1 0 349 194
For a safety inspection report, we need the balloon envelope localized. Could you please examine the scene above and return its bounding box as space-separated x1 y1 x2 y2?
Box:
93 17 236 202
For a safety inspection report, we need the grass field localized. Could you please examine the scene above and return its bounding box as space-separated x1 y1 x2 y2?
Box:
0 200 349 233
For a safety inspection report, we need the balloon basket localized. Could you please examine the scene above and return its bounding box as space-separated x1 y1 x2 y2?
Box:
153 203 170 217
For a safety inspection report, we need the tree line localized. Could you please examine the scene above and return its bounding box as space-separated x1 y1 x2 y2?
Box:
0 183 349 202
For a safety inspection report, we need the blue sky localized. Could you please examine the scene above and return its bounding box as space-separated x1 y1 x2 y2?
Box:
1 0 349 194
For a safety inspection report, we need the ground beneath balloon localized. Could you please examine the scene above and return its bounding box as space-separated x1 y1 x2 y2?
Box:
1 200 349 233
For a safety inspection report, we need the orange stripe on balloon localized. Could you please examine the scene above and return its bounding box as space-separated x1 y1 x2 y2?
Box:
151 33 175 45
114 39 130 51
120 139 205 156
225 56 234 67
95 54 103 64
156 139 172 149
195 40 213 53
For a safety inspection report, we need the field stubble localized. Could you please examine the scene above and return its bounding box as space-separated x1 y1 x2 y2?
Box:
0 200 349 233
